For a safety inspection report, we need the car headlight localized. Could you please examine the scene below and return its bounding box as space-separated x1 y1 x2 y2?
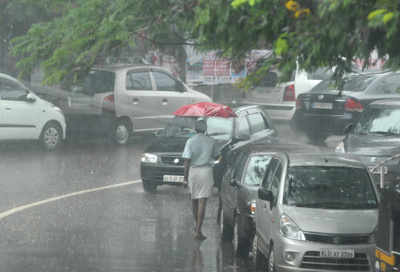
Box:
141 153 158 163
335 141 345 153
280 214 305 240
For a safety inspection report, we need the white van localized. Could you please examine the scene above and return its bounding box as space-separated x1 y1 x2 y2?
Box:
35 64 212 144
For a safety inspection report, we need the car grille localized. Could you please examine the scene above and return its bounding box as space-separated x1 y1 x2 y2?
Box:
161 155 184 166
304 233 370 245
301 251 370 271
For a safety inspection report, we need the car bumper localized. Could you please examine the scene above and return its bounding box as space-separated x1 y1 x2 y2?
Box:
140 163 184 186
292 111 357 136
273 236 375 272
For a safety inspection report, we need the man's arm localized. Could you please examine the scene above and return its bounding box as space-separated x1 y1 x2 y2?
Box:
184 159 190 185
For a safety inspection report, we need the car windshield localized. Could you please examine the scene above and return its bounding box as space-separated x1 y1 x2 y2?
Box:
160 116 234 140
311 74 376 93
284 166 378 209
354 107 400 136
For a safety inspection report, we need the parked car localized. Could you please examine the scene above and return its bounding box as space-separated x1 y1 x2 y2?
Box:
0 73 66 150
252 150 379 272
292 71 400 143
34 64 211 144
140 105 278 192
238 65 333 121
219 142 319 257
336 99 400 187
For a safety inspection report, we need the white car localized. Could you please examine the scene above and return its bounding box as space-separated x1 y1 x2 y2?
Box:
0 73 66 150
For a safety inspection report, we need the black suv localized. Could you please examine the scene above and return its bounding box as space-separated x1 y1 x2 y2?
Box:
219 142 318 257
140 105 278 192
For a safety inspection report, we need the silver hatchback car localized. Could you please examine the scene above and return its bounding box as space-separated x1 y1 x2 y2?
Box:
252 151 379 272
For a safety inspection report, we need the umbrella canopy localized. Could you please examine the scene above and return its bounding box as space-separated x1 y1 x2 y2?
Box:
173 102 237 118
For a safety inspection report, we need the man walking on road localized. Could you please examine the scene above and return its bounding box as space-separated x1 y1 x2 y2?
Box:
183 118 218 240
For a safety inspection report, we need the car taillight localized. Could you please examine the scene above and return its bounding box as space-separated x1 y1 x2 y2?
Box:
344 98 363 112
102 94 115 112
104 94 114 103
283 84 295 101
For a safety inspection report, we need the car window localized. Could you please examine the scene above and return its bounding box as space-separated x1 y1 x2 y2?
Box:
242 155 272 186
262 158 279 188
126 71 152 91
248 113 267 133
307 68 334 81
284 166 378 209
268 163 282 204
232 151 248 180
152 71 179 92
354 107 400 135
235 115 250 137
367 74 400 95
0 78 28 100
311 75 376 93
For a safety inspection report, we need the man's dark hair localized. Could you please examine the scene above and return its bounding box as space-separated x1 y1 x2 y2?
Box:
195 119 207 133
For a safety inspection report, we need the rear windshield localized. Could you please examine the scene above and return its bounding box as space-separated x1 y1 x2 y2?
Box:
307 68 334 81
311 75 376 93
354 107 400 136
284 166 377 209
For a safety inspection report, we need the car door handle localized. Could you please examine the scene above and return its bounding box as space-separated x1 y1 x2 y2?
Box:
132 98 139 105
161 99 168 105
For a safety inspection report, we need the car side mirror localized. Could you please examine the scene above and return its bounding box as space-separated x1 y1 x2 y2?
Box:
176 82 186 92
26 93 36 103
343 123 354 135
258 188 274 202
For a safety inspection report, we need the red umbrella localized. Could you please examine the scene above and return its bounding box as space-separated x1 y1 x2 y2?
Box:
173 102 237 118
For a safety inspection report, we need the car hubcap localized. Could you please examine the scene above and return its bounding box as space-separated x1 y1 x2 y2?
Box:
44 127 59 148
268 249 274 272
115 124 129 143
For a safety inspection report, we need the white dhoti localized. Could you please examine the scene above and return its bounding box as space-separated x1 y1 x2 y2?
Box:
188 166 214 199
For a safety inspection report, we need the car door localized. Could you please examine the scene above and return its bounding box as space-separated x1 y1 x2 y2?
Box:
116 68 163 131
151 69 191 113
221 150 248 221
0 77 40 140
256 157 283 246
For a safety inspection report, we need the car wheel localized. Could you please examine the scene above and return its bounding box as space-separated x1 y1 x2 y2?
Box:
233 215 251 257
40 122 62 151
113 120 131 145
252 234 266 269
220 209 233 241
142 180 157 193
267 246 276 272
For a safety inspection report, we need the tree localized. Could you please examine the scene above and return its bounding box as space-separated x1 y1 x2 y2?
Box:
193 0 400 84
11 0 197 84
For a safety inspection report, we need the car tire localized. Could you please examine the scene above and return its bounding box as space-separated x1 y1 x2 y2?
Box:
252 234 266 269
40 121 63 151
220 209 233 241
267 246 276 272
113 119 131 145
233 215 251 258
142 180 157 193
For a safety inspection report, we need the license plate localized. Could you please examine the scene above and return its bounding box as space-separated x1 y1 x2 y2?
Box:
320 248 355 259
368 166 388 175
312 102 333 110
163 175 184 183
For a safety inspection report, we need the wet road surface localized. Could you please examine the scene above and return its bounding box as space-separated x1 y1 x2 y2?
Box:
0 124 340 272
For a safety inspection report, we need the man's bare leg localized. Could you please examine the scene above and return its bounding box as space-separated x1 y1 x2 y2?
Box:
194 198 207 240
192 199 199 231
